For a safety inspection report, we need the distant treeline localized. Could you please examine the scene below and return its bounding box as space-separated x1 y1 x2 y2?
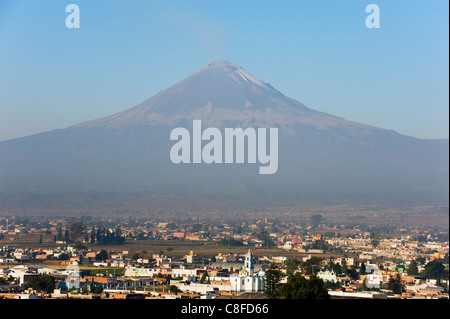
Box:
56 222 125 245
89 226 125 245
219 237 245 246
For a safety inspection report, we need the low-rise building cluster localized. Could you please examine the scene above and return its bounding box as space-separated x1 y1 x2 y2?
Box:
0 215 448 299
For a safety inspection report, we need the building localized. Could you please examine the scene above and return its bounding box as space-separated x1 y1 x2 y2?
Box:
186 234 202 241
365 270 389 289
64 264 80 290
124 266 156 277
335 257 356 266
328 291 388 299
215 253 238 263
6 265 40 285
317 270 337 283
230 250 265 293
185 251 201 264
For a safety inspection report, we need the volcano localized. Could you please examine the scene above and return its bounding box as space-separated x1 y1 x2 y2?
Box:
0 61 448 212
73 60 361 130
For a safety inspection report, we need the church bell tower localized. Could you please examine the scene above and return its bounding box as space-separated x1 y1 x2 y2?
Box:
244 249 254 276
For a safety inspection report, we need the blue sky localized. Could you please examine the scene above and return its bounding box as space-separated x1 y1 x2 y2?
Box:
0 0 448 141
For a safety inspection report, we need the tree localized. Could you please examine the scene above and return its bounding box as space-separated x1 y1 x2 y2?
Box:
131 253 140 260
58 253 70 261
256 231 276 248
312 239 328 252
219 238 245 247
443 253 449 265
310 214 323 227
74 243 87 250
406 260 419 276
95 250 108 261
341 258 347 271
360 262 366 275
92 227 125 245
166 223 177 230
90 227 96 244
68 222 85 242
362 277 369 291
285 259 299 276
24 275 55 294
370 232 380 248
301 256 322 276
326 260 342 275
57 227 63 242
279 273 329 299
415 256 426 265
91 286 103 294
325 260 334 271
421 260 447 279
39 233 43 245
200 271 210 283
115 225 122 239
0 276 15 285
168 285 180 293
387 275 403 294
264 263 283 299
191 223 203 232
346 266 360 281
64 228 70 243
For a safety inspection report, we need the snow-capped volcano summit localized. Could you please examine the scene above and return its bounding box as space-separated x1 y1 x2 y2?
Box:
200 60 268 88
75 61 362 131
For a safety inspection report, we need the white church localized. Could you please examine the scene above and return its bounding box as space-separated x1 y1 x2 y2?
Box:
230 250 265 292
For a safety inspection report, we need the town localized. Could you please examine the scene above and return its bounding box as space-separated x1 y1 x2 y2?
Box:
0 213 448 300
